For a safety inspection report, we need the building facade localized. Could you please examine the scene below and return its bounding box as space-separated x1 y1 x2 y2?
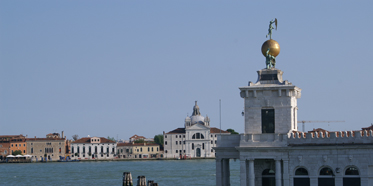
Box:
26 137 66 161
117 142 160 159
164 101 230 159
71 136 116 160
214 39 372 186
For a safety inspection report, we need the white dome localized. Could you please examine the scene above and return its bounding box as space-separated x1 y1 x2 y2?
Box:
191 115 205 124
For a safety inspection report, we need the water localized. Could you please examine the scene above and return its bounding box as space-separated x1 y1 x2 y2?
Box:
0 159 240 185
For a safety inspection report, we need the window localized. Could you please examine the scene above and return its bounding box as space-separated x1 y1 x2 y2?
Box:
165 135 167 138
192 143 194 150
192 133 205 139
319 167 335 186
31 143 33 145
59 148 61 153
176 141 178 145
183 135 185 138
179 135 181 138
211 140 213 144
176 150 178 153
72 147 74 153
148 147 150 151
294 168 310 186
157 147 158 151
176 135 178 138
23 150 25 153
183 141 185 144
11 144 13 147
211 149 213 152
107 147 109 153
83 147 85 153
211 135 213 137
89 146 91 153
112 148 114 153
344 167 360 186
202 143 204 149
215 140 217 144
95 146 98 153
77 146 80 153
23 144 25 147
15 144 17 147
165 150 167 153
179 141 181 144
165 141 167 145
140 148 142 152
262 109 275 133
151 147 153 152
101 146 103 153
31 148 33 153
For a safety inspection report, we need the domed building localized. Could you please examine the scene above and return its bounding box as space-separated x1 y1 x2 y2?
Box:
163 101 230 158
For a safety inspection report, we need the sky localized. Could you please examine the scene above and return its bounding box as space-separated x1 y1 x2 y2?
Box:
1 1 372 141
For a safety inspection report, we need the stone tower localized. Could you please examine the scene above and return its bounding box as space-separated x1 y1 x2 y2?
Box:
239 68 301 135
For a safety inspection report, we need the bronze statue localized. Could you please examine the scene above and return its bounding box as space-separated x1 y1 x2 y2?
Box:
265 48 276 69
266 18 277 40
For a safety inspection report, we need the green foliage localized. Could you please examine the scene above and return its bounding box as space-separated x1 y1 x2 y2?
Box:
72 134 79 141
134 139 144 143
154 134 164 146
12 150 22 156
227 128 239 134
107 136 116 142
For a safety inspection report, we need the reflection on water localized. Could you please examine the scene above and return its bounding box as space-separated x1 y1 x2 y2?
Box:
0 159 240 186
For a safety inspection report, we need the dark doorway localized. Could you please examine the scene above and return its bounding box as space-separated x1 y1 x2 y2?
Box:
196 148 201 157
262 169 275 186
262 109 275 133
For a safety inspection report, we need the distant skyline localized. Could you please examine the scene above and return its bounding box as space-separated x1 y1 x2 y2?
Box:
1 1 372 140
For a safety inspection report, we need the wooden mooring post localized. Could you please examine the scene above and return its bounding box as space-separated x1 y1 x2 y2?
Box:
123 172 133 186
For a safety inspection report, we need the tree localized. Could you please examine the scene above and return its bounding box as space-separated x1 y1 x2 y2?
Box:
12 150 22 156
134 139 145 143
154 134 164 149
72 134 79 141
107 136 116 142
227 128 239 134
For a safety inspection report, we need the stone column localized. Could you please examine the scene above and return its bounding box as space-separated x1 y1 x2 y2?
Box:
216 158 223 186
275 159 282 186
240 159 247 186
222 159 230 186
248 159 255 186
282 159 289 186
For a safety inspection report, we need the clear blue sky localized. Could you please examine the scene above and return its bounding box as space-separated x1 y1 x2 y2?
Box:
1 1 372 140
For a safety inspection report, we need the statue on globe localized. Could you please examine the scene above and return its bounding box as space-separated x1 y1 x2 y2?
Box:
265 48 276 69
266 18 277 40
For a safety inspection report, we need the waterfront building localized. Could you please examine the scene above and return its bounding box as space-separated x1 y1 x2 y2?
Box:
129 134 154 142
26 136 66 161
71 136 116 160
214 24 372 186
163 101 230 159
0 135 26 159
117 142 160 158
10 138 27 155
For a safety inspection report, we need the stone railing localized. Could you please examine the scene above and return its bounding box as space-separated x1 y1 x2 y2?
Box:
288 130 373 145
217 135 240 148
239 133 289 147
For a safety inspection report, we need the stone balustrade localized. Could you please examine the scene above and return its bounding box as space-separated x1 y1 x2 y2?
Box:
288 130 373 145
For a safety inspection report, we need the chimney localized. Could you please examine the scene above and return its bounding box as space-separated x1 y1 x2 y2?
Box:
61 131 64 139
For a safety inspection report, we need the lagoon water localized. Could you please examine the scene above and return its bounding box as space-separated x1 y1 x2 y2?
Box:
0 159 240 186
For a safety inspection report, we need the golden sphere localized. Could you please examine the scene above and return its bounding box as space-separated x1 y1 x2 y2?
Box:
261 39 280 57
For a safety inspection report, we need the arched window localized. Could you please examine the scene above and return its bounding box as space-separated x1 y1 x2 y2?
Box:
192 133 205 139
294 168 310 186
344 167 360 186
262 169 275 186
319 167 335 186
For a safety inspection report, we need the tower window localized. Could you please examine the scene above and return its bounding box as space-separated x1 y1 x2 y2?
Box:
262 109 275 133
